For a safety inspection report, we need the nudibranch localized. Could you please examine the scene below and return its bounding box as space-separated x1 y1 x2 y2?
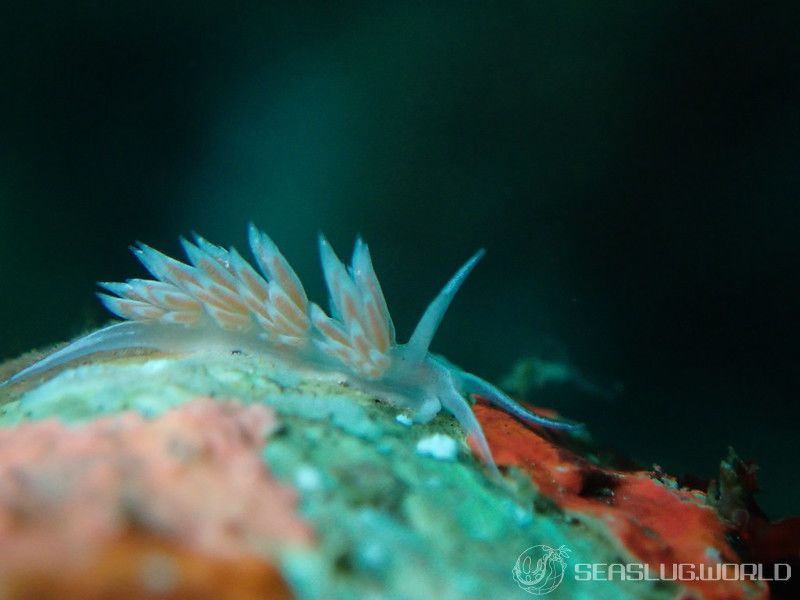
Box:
5 226 582 476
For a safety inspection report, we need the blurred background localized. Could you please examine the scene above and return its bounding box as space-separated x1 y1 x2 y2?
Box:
1 3 798 516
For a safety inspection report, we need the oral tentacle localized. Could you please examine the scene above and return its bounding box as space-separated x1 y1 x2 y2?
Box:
458 371 585 432
437 385 502 480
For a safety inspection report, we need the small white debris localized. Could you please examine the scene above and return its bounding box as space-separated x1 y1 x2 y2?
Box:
395 414 413 427
507 501 533 526
415 433 458 461
140 359 171 374
294 464 323 491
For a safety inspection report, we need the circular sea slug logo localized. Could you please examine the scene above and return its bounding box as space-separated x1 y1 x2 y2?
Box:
512 545 571 595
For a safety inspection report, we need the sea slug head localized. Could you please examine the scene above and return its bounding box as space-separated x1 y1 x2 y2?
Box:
375 346 452 425
362 242 581 473
378 273 485 420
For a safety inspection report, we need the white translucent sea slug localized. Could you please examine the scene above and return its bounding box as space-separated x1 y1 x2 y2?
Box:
5 226 581 475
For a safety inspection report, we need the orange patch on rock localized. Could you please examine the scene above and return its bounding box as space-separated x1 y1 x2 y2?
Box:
0 398 311 598
4 530 295 600
473 402 768 600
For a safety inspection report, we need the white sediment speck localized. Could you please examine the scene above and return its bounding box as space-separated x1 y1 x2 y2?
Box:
140 359 171 374
395 414 413 427
415 433 458 461
506 500 533 526
294 464 323 491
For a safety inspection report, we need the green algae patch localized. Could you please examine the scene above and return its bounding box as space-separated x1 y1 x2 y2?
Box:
264 408 670 600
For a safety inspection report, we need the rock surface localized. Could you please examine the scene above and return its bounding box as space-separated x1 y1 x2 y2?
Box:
0 347 772 599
